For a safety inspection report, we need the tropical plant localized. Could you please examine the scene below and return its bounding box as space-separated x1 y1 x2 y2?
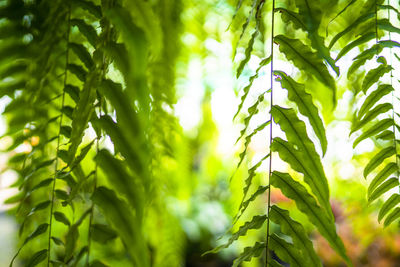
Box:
2 0 400 266
204 0 400 266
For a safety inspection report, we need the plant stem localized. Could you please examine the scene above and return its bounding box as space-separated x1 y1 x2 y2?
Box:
266 0 275 265
47 7 71 266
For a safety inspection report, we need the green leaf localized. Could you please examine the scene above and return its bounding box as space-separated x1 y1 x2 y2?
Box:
204 215 267 255
274 71 327 154
234 0 258 56
329 12 374 49
353 118 393 148
65 224 79 261
368 163 398 195
91 186 149 267
336 32 375 61
60 126 71 138
378 19 400 34
26 249 47 267
236 185 268 223
271 106 330 214
61 106 74 120
70 140 94 169
376 130 395 141
98 79 141 141
269 205 322 267
91 224 117 243
269 234 303 267
358 84 393 118
51 236 65 246
236 120 270 169
270 171 350 264
368 177 398 203
378 194 400 222
95 149 144 218
233 56 271 120
293 0 339 75
232 241 264 267
363 146 396 178
24 223 49 245
31 178 53 193
352 103 393 134
67 63 87 82
55 189 69 200
103 43 130 77
362 63 392 93
274 35 336 101
237 28 259 78
92 116 143 179
70 19 98 47
54 211 71 226
29 200 51 215
71 0 102 18
65 84 80 104
68 71 98 163
69 42 94 69
384 207 400 227
275 8 306 31
348 40 400 76
271 138 331 218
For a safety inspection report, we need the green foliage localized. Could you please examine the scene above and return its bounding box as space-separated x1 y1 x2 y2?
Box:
3 0 400 266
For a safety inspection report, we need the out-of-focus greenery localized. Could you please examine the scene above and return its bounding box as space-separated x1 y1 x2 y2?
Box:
1 0 400 266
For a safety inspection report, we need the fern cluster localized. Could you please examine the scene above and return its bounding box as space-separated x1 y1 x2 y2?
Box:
2 0 183 266
207 0 399 266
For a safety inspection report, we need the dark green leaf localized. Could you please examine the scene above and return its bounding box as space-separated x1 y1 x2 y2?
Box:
26 249 47 267
67 64 87 82
91 186 149 266
384 207 400 227
336 32 375 61
68 71 98 162
70 19 98 47
270 171 350 264
269 234 303 267
368 163 398 194
24 223 49 245
65 84 80 104
353 119 393 148
69 42 94 69
54 211 71 226
368 177 398 203
352 103 393 134
358 84 393 118
204 215 266 254
269 205 322 267
95 149 144 218
275 35 336 101
232 241 264 267
91 224 117 243
379 194 400 222
329 12 374 49
71 0 102 18
51 236 65 246
55 189 69 200
362 63 392 93
271 106 330 214
274 71 327 154
364 146 396 178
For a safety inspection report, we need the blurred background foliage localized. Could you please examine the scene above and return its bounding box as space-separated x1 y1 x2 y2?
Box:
1 0 400 266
